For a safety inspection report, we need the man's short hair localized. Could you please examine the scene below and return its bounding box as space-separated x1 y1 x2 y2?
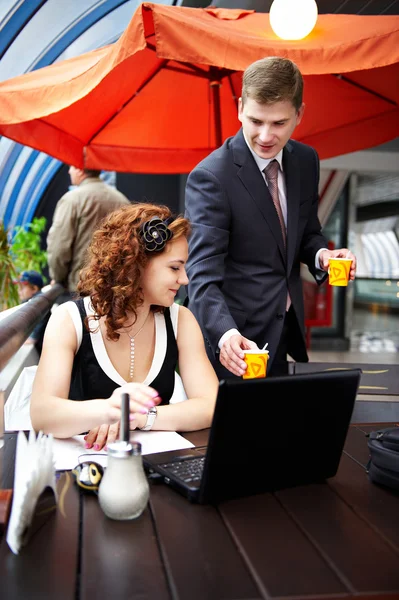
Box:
242 56 303 111
83 168 101 178
14 270 43 289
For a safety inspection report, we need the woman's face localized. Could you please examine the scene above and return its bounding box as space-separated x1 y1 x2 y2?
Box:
140 236 189 306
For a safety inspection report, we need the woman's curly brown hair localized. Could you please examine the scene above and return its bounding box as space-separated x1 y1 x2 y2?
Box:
77 202 191 341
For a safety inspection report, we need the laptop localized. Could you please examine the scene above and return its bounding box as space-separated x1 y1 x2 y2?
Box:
143 369 362 504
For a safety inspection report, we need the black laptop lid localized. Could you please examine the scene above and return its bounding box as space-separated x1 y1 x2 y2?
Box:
199 369 361 504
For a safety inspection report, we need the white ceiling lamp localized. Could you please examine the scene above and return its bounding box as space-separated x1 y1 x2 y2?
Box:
269 0 318 40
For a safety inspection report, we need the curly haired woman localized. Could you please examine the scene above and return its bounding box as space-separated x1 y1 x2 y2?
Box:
31 203 218 449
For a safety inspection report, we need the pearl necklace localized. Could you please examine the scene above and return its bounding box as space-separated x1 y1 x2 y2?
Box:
124 311 151 381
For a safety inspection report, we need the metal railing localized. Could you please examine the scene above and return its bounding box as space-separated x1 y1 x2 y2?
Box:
0 284 64 371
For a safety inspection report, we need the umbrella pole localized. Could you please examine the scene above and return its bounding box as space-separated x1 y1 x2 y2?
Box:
210 77 222 148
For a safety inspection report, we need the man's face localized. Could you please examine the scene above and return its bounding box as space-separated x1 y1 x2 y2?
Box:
238 97 305 159
17 283 37 301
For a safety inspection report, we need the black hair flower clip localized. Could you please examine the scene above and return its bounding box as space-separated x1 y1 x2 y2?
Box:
140 217 174 252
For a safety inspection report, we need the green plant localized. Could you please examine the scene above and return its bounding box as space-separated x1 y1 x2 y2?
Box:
0 217 48 310
0 221 19 309
9 217 48 275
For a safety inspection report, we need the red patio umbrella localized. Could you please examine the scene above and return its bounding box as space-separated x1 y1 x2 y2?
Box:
0 3 398 173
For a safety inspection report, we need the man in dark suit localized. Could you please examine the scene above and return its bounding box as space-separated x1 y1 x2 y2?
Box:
184 57 356 378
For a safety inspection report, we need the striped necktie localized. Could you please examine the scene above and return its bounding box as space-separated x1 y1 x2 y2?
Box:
264 159 286 245
264 159 291 311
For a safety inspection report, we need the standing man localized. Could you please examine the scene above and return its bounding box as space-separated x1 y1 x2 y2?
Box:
47 166 130 297
185 57 356 378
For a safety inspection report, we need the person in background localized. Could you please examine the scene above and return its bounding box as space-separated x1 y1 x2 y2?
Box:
31 203 218 449
14 270 49 354
46 165 130 301
185 56 357 378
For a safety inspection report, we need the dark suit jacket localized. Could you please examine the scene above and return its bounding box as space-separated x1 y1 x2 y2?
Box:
185 129 328 372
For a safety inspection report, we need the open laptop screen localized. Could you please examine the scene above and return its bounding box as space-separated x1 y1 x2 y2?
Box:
199 369 361 503
144 369 362 504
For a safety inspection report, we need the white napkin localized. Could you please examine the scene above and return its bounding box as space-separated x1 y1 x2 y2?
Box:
6 430 57 555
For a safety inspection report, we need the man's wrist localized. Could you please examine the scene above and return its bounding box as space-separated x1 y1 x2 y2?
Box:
218 328 240 349
315 248 328 271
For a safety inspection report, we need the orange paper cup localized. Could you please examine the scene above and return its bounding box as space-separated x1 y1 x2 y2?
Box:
328 258 352 287
242 350 269 379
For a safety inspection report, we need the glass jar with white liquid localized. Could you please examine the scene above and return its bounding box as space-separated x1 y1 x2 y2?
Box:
98 441 149 520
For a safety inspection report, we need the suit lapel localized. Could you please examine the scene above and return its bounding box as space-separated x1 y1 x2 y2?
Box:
283 142 300 275
233 131 286 261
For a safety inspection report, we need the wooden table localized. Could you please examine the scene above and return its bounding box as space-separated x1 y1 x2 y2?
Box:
292 362 399 424
1 425 399 600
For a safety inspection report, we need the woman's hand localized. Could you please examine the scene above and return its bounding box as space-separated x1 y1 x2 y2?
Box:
104 382 161 425
128 412 147 431
84 422 119 451
85 383 161 449
84 411 148 450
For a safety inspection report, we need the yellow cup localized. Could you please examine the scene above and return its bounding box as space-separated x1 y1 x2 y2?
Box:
328 258 352 287
242 350 269 379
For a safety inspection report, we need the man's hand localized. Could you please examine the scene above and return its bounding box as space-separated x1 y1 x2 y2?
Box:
319 248 357 281
220 334 258 377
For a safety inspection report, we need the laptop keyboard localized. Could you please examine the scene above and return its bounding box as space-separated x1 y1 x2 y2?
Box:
160 456 205 483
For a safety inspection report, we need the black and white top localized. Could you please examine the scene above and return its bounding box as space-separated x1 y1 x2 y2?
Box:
65 297 187 404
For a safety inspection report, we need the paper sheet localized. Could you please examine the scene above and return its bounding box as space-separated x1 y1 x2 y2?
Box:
52 431 194 470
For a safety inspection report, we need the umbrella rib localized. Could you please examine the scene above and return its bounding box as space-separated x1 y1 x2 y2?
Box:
164 64 235 83
86 59 235 145
165 64 213 79
86 58 169 145
136 59 168 94
146 42 208 76
146 43 233 80
334 74 396 106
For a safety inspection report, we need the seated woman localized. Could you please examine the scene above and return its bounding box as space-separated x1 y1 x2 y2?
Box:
31 203 218 449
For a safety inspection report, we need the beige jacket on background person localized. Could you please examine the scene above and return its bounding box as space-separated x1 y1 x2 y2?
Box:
47 177 130 291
